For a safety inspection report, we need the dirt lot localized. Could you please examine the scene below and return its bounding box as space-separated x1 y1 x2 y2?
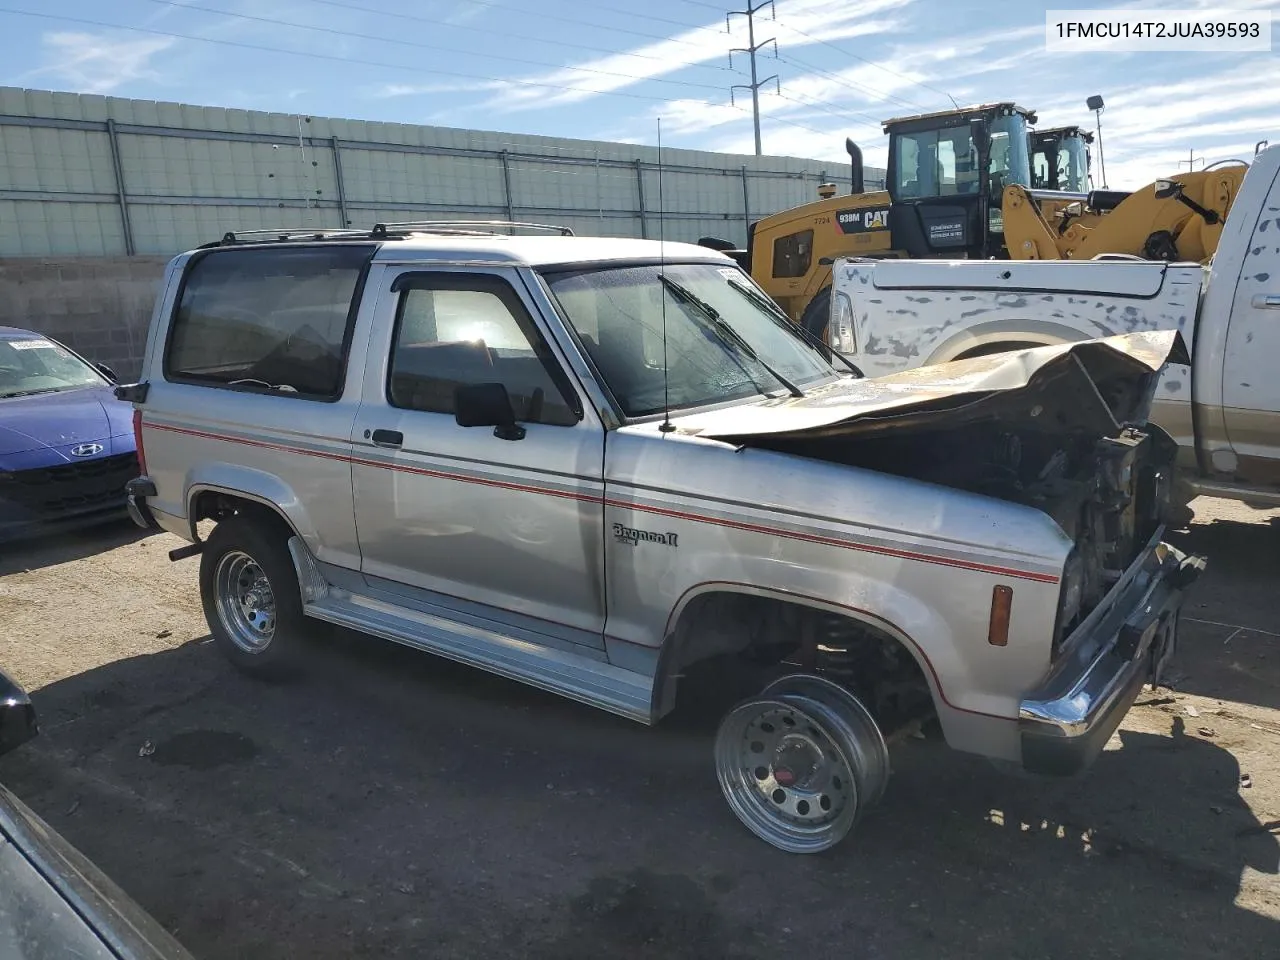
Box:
0 496 1276 959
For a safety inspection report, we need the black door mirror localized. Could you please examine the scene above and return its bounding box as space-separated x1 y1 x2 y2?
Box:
0 673 37 758
454 382 525 441
1153 178 1180 201
95 363 119 384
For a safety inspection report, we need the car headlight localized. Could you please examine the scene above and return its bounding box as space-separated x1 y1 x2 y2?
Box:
1054 549 1085 654
830 291 857 355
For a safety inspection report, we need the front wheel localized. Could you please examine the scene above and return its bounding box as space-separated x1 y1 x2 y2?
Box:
713 674 890 853
199 514 309 679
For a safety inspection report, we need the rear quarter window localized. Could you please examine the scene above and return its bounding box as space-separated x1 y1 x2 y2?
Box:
164 245 374 400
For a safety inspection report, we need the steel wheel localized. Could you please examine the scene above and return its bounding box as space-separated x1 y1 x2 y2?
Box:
213 550 277 654
760 673 891 807
715 693 871 853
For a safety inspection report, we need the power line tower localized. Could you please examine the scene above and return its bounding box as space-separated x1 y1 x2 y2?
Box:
1178 149 1206 172
727 0 779 156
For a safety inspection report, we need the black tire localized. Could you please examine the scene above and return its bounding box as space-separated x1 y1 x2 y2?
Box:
199 513 308 680
953 340 1042 361
799 286 832 343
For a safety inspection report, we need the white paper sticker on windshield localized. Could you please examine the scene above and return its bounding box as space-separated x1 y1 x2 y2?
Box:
9 338 56 350
718 268 742 280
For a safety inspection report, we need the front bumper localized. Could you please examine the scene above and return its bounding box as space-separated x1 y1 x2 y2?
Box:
1018 540 1205 776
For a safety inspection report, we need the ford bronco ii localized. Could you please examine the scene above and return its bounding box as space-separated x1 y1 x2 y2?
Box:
118 221 1203 853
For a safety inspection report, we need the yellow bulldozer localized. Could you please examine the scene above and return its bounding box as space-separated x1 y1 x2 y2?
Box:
702 102 1249 338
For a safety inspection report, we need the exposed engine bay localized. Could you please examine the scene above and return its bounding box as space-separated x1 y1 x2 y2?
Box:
686 332 1188 633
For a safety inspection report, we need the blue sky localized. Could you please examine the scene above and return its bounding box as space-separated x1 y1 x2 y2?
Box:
0 0 1276 188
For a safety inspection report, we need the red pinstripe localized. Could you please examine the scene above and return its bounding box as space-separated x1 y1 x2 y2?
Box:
145 421 1060 584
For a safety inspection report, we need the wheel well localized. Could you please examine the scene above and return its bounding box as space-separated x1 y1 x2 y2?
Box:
657 591 935 733
951 339 1044 361
189 490 296 543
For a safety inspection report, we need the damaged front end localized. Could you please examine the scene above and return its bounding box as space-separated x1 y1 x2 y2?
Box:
680 330 1191 643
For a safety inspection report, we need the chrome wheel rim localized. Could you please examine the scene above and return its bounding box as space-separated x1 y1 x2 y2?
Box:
760 674 891 807
214 550 277 654
714 695 861 853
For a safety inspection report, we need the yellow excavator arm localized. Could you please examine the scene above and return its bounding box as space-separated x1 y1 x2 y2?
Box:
1003 163 1249 262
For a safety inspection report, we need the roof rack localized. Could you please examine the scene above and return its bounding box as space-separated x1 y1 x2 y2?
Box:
369 220 575 238
203 227 375 248
202 219 576 249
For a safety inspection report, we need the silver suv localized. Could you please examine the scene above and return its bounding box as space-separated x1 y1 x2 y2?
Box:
118 221 1203 854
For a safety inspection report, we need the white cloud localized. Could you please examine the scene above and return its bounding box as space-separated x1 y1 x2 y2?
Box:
481 0 913 112
23 32 175 95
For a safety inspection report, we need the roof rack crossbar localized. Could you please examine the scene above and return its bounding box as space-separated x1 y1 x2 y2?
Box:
212 227 374 247
369 219 575 237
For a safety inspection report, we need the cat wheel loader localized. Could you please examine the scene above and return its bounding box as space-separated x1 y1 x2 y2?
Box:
700 102 1092 338
1002 161 1250 262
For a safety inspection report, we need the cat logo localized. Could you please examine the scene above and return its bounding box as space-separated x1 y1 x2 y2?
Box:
835 206 891 235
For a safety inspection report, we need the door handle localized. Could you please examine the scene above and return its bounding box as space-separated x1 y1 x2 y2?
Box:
370 429 403 448
1253 294 1280 310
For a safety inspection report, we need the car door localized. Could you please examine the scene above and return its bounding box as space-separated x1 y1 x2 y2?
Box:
350 265 607 648
1221 159 1280 475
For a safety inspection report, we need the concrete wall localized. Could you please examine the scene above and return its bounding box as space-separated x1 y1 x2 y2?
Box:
0 256 167 380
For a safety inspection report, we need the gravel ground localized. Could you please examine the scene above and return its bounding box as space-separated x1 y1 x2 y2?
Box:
0 496 1276 959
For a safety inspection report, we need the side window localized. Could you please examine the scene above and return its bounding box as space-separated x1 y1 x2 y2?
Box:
388 274 580 427
771 229 813 279
165 245 371 400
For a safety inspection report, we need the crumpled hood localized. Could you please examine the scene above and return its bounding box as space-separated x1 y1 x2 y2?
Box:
667 330 1188 444
0 386 134 459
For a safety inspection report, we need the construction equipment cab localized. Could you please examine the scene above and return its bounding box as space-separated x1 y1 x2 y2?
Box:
1029 125 1093 193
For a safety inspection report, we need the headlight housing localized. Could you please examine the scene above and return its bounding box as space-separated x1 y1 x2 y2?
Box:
830 291 857 355
1053 548 1085 655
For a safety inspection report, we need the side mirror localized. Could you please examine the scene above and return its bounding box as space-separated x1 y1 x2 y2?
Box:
454 382 525 441
0 673 37 758
96 363 119 383
1154 179 1181 200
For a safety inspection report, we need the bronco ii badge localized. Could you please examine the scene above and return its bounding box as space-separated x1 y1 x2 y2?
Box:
613 523 678 548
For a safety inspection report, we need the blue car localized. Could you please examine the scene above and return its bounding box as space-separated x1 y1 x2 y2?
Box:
0 327 140 542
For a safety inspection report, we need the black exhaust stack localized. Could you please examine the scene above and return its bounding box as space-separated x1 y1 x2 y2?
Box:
845 138 864 194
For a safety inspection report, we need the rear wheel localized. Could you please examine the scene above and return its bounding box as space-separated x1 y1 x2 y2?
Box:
713 674 890 853
199 514 309 679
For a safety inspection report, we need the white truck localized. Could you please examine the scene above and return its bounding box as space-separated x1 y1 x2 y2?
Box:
827 143 1280 515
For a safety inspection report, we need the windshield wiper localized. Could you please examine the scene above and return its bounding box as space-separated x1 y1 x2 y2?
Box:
656 273 804 398
0 387 63 399
722 278 865 379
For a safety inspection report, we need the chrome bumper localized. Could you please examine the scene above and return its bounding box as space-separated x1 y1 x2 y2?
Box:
1018 541 1205 776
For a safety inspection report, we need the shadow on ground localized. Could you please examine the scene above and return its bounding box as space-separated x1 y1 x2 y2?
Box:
1167 515 1280 711
0 619 1275 960
0 517 152 575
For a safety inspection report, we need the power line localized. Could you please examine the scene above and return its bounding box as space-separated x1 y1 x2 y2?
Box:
0 7 729 102
771 16 959 106
774 51 926 113
284 0 745 74
141 0 728 92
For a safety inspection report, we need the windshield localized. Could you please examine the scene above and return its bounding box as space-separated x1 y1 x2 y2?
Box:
541 262 839 418
892 112 1030 200
1032 134 1090 192
0 337 104 398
